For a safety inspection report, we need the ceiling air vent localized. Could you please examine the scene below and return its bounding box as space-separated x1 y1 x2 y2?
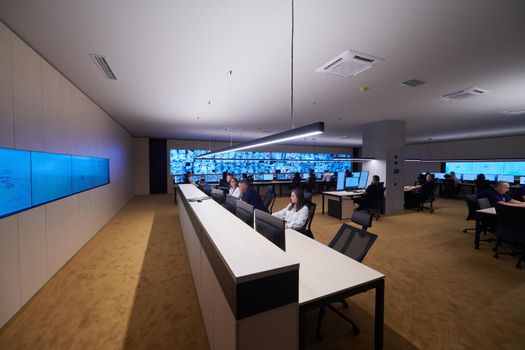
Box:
316 50 385 78
441 87 489 101
501 108 525 116
90 54 118 80
401 78 426 87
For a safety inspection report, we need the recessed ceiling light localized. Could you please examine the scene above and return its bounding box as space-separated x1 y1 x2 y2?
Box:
501 108 525 116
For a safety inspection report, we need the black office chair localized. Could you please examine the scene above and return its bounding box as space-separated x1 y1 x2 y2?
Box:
298 202 317 239
417 183 435 213
316 224 378 340
442 179 456 199
262 191 277 214
351 211 373 231
303 191 313 203
367 183 385 220
477 197 491 209
463 194 478 233
493 204 525 268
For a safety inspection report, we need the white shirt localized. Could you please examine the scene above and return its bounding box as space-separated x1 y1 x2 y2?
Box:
272 205 310 230
229 187 242 199
321 172 332 182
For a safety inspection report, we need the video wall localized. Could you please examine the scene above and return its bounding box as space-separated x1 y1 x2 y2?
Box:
445 161 525 180
0 148 110 218
169 149 352 183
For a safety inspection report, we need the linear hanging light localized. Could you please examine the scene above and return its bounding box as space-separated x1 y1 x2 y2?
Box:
332 157 375 162
196 122 324 158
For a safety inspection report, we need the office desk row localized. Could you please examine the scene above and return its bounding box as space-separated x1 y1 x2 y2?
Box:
177 184 385 350
251 180 329 196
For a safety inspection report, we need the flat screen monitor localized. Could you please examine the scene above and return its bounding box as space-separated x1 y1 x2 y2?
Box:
254 209 286 251
277 173 289 181
352 172 360 178
358 171 369 189
520 176 525 185
462 173 476 181
497 174 515 183
236 200 254 227
434 173 446 180
302 173 309 179
31 151 72 206
211 188 225 204
0 148 31 218
263 173 273 181
485 174 496 181
345 177 359 188
224 194 237 214
254 174 264 181
316 173 323 180
336 175 346 191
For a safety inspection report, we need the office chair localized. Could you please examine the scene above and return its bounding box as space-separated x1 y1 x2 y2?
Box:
477 198 491 209
463 194 478 233
262 191 277 214
493 204 525 268
303 191 313 203
417 183 435 213
442 179 457 199
316 224 378 340
351 211 373 231
475 197 497 246
367 183 385 220
298 202 316 239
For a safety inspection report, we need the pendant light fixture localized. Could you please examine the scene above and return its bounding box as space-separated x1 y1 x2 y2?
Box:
197 0 324 159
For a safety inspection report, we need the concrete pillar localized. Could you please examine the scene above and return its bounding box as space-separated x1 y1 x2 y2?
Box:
362 120 405 215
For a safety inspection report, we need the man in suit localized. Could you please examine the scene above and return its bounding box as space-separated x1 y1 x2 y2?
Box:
239 179 266 211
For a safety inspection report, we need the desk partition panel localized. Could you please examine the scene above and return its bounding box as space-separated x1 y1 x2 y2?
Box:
0 148 109 218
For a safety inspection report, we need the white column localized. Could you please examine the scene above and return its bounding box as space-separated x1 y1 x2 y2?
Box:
362 120 406 215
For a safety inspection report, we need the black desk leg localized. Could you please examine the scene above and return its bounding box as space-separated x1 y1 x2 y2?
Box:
299 307 305 350
474 217 481 250
375 280 385 350
322 194 325 214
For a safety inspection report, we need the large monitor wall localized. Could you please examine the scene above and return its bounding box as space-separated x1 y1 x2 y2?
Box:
0 148 110 218
169 149 352 183
445 161 525 177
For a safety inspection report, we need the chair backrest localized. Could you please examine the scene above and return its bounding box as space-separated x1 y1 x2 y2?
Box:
495 204 525 244
305 202 316 230
465 194 479 220
263 191 277 213
304 191 313 203
351 211 373 231
477 197 491 209
328 223 378 262
369 183 385 209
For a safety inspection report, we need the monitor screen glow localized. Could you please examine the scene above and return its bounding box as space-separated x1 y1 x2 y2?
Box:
263 174 273 181
462 173 476 181
497 174 514 183
434 173 446 180
336 175 345 191
520 176 525 185
358 171 369 188
345 177 359 188
0 149 31 218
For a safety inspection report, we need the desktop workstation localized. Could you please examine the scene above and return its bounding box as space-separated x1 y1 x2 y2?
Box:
176 184 385 349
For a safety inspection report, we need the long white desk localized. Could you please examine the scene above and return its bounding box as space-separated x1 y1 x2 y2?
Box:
322 190 363 219
177 184 385 349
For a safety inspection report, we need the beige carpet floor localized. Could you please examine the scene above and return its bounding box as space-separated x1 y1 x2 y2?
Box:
0 194 524 350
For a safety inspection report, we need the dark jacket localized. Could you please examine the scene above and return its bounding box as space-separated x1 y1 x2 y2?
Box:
241 187 266 211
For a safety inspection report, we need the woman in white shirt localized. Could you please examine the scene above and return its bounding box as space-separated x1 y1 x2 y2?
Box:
229 178 242 199
272 189 309 230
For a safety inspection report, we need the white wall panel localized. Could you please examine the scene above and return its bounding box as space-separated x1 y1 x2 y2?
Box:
42 61 65 153
0 22 14 149
76 191 92 244
0 216 21 326
18 206 48 304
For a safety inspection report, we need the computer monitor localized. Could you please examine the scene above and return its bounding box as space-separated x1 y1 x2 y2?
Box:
236 200 254 227
336 175 345 191
358 171 369 189
352 172 360 178
434 173 446 180
520 176 525 185
211 188 225 204
462 173 476 181
263 173 273 181
277 173 289 181
302 172 310 179
316 173 323 180
485 174 496 181
254 209 286 251
345 177 359 188
224 194 237 214
254 174 264 181
497 174 515 183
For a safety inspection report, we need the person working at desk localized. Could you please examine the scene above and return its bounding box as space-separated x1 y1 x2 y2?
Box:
239 179 266 211
229 178 242 199
405 173 435 209
450 171 462 195
184 171 196 185
321 171 332 191
272 188 309 230
475 173 491 193
290 172 302 190
478 182 525 207
355 175 380 211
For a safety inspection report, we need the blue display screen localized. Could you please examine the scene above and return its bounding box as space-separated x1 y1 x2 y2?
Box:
31 152 73 206
0 149 31 217
345 177 359 188
169 149 353 183
446 161 525 176
0 148 110 218
358 171 369 188
336 175 346 191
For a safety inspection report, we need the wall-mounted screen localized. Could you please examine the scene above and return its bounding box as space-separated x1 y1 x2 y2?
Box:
169 148 352 183
446 161 525 177
462 173 476 181
0 148 109 218
0 149 31 217
497 174 515 183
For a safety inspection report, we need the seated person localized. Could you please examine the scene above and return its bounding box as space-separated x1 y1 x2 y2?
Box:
184 171 196 185
475 173 491 193
219 172 229 187
305 170 316 192
405 173 435 209
272 189 309 230
450 171 462 194
355 175 380 210
239 179 266 211
229 178 242 199
478 182 525 207
290 172 302 190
